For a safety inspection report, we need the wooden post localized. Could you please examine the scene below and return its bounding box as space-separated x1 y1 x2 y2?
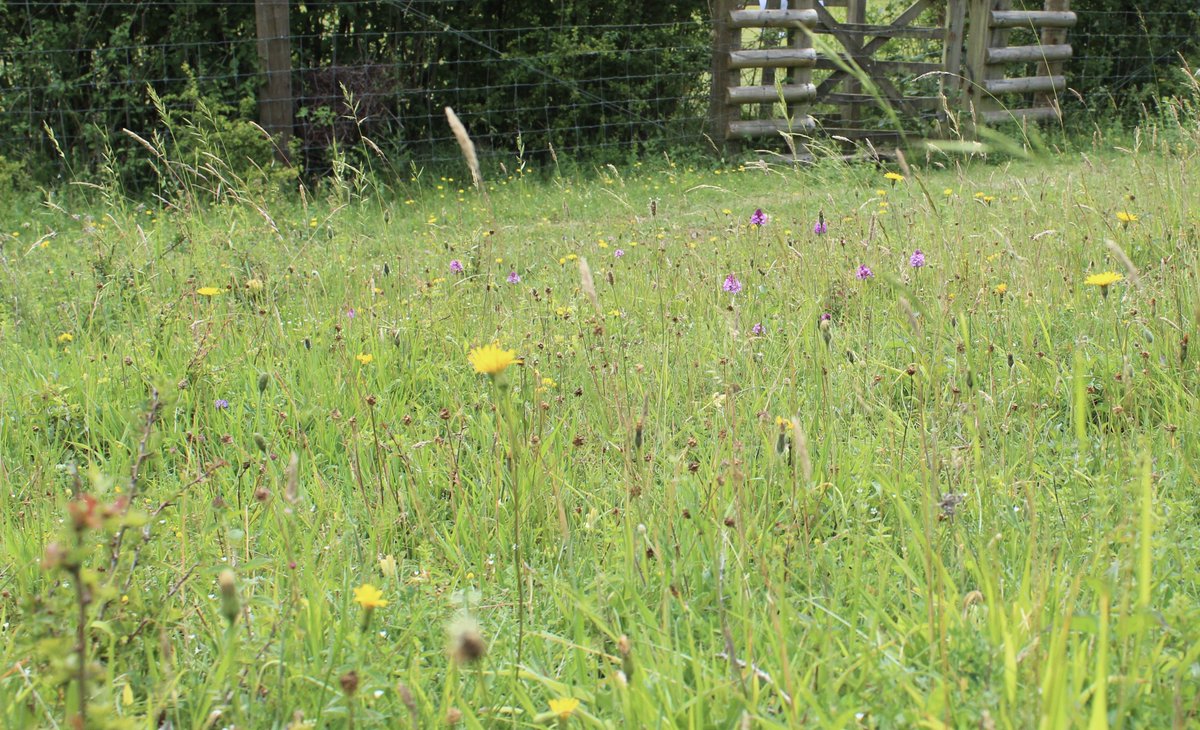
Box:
709 0 739 149
759 0 779 121
842 0 867 130
942 0 968 104
787 0 815 145
965 0 1004 122
1035 0 1069 115
256 0 293 159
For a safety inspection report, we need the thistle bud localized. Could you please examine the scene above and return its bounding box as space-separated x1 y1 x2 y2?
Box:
218 570 240 624
618 634 634 680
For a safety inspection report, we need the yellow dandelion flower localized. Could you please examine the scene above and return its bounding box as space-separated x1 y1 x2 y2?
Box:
468 344 518 376
884 172 905 182
994 283 1008 296
356 353 374 365
197 287 221 297
1085 272 1123 297
57 332 73 343
1116 211 1138 224
352 583 388 609
943 188 953 196
549 697 580 721
1085 271 1123 288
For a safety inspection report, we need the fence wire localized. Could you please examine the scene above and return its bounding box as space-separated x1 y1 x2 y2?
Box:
0 1 1196 181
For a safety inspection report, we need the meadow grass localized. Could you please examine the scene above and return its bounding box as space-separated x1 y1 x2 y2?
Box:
0 126 1198 729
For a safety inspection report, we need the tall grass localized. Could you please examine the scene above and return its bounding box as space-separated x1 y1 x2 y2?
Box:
0 95 1198 728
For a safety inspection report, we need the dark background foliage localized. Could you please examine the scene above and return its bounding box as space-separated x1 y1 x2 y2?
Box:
0 0 1195 185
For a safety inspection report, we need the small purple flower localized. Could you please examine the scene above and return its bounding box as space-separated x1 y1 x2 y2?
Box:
346 308 356 319
722 274 742 294
750 208 767 227
819 312 832 324
449 259 464 273
506 271 521 284
751 322 765 336
214 399 230 410
909 250 926 268
856 265 873 280
813 212 827 235
614 249 625 258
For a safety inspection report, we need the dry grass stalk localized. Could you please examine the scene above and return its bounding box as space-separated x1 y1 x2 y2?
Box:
579 257 600 314
444 107 482 192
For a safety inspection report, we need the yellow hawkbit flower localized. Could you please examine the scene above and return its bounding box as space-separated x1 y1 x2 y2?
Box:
1085 271 1123 288
549 697 580 721
356 353 374 365
468 344 518 376
352 583 388 609
994 283 1008 296
1116 211 1138 224
57 332 73 343
1085 271 1123 298
197 287 221 297
884 172 905 182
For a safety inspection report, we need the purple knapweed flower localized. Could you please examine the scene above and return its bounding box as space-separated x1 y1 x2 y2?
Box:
751 322 765 336
750 208 767 227
722 274 743 294
819 312 832 323
214 399 230 410
449 259 464 273
813 213 827 235
856 265 874 280
346 307 356 319
506 271 521 284
909 250 926 268
614 249 625 258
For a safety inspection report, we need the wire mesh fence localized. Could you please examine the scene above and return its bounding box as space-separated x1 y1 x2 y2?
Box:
0 1 1196 183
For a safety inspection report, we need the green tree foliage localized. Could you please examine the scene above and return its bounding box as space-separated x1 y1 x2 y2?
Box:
0 0 706 183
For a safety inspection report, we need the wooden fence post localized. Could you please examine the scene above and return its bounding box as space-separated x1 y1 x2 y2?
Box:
788 0 815 146
964 0 1003 121
256 0 293 160
942 0 968 102
1036 0 1070 113
841 0 867 130
709 0 741 152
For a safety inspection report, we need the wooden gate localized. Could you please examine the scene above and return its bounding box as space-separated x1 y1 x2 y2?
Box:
709 0 1075 149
